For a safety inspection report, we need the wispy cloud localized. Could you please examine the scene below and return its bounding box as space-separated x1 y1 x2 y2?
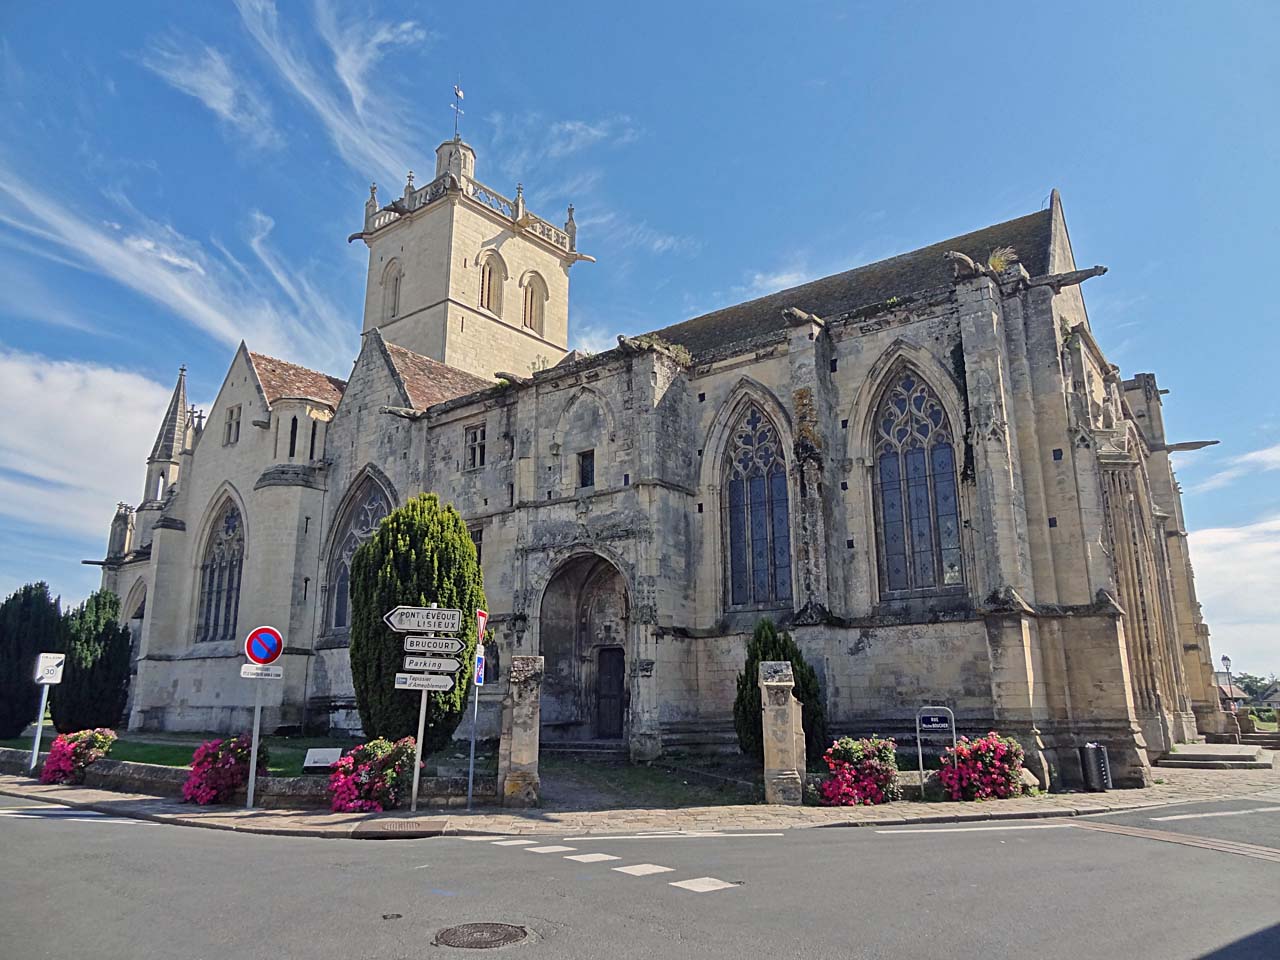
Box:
139 38 279 149
735 263 817 298
0 164 351 373
1189 442 1280 494
0 349 171 541
235 0 424 185
1188 514 1280 675
487 112 643 180
577 210 699 256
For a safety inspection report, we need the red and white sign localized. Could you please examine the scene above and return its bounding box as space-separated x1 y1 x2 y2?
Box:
476 609 488 644
244 625 285 665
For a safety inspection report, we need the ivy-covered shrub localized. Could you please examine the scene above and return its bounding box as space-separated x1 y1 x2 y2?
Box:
328 737 418 812
817 736 902 806
733 618 828 763
182 735 268 805
39 728 117 784
938 731 1025 801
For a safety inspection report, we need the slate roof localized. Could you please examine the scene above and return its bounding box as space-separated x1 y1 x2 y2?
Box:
149 367 188 462
384 341 492 409
249 352 347 408
646 208 1055 360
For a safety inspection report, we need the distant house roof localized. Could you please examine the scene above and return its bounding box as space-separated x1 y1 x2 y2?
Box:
249 352 347 408
1256 683 1280 703
1218 683 1249 700
645 207 1055 360
384 341 492 409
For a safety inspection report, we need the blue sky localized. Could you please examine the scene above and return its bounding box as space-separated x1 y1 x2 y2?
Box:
0 2 1276 674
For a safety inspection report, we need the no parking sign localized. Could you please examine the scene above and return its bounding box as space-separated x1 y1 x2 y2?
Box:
245 625 284 665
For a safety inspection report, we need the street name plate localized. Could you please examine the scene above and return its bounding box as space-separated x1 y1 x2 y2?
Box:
403 655 462 673
383 606 463 634
394 672 455 692
403 635 465 654
919 714 952 732
240 663 284 680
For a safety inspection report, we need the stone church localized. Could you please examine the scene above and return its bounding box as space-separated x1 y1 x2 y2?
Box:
94 136 1228 789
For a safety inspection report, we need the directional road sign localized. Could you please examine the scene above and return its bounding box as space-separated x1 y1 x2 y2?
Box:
383 606 462 634
34 653 65 685
394 672 455 692
403 635 465 654
240 663 284 680
402 655 462 673
245 625 285 665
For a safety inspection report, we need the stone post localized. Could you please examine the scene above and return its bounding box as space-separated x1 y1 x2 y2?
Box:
497 655 543 807
758 661 805 805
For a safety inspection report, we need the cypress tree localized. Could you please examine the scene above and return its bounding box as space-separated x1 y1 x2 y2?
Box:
51 590 132 733
0 583 63 739
733 617 828 763
348 493 486 750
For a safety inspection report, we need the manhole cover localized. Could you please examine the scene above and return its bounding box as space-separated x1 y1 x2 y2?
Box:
435 923 528 949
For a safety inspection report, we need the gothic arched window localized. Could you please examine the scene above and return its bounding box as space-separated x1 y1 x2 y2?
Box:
382 259 403 321
478 252 505 316
522 272 547 335
871 368 963 596
196 500 245 643
329 479 390 631
725 403 792 607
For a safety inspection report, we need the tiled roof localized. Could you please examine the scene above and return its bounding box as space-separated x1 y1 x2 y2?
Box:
646 208 1055 360
384 342 492 409
249 352 347 408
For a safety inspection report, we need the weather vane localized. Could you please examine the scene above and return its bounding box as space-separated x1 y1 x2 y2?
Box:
452 82 464 139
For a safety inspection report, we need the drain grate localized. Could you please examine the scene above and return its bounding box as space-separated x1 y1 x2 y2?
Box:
435 923 528 949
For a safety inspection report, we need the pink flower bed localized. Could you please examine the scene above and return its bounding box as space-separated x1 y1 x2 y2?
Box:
39 728 117 784
817 736 902 806
182 734 268 805
328 737 418 813
937 731 1025 801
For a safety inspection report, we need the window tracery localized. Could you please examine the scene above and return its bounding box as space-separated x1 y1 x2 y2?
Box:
196 500 244 643
725 403 792 607
329 479 390 630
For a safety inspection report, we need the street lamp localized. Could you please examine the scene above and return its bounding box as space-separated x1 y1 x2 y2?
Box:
1221 654 1241 743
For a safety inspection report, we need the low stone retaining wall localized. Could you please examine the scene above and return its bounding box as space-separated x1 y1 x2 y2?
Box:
0 747 496 808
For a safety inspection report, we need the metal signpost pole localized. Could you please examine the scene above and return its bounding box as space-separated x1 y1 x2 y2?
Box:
409 603 439 814
466 611 487 812
246 680 263 809
29 684 50 772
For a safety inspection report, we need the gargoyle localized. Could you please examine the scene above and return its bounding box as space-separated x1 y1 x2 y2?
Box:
943 250 991 281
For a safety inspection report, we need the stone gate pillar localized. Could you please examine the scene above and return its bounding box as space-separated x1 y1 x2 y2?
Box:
497 655 543 807
759 661 805 805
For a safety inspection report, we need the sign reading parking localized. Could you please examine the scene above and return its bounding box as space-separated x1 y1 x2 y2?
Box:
403 655 462 673
383 606 462 634
34 653 65 685
245 625 284 665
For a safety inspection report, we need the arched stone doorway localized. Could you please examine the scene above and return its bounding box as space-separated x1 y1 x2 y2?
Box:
538 554 630 742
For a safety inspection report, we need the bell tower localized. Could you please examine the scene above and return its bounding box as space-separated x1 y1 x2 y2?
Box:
352 136 593 381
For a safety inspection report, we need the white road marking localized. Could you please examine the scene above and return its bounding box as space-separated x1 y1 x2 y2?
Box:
613 863 675 877
1150 806 1280 822
669 877 738 893
562 831 784 841
526 845 576 854
491 839 537 846
876 824 1073 834
564 853 620 863
0 809 104 818
459 835 503 841
0 812 149 825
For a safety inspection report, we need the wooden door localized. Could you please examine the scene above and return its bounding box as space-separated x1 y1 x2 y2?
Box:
596 647 625 739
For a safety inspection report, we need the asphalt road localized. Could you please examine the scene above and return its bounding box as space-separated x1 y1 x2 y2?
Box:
2 793 1278 960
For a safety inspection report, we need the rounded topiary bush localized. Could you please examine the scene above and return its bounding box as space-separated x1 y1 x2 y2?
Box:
733 618 827 763
938 731 1025 801
817 735 902 806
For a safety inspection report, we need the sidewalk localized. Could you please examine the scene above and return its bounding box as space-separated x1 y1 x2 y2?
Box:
2 762 1277 839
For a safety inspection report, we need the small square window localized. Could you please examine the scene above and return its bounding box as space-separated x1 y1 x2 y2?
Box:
697 503 703 513
578 449 595 489
465 423 486 470
1052 448 1064 461
841 419 849 430
846 539 855 549
623 473 630 486
1048 517 1058 528
698 392 706 402
830 358 838 372
840 481 848 491
469 526 483 565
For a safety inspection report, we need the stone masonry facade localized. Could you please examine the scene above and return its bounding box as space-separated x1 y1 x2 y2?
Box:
94 137 1228 789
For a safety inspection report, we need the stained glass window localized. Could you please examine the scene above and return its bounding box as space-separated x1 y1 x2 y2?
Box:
195 500 244 643
329 479 390 630
725 403 792 606
872 368 964 596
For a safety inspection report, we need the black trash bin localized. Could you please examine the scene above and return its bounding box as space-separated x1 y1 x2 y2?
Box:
1081 743 1112 792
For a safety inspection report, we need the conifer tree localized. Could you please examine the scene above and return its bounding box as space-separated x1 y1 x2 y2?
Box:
348 493 486 749
733 617 828 762
51 590 132 733
0 583 63 739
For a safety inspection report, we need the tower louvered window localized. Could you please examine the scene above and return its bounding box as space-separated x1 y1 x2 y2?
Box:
725 403 792 607
196 501 244 643
871 368 963 596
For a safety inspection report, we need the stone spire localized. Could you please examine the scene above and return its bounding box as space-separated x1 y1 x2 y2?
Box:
148 366 188 464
